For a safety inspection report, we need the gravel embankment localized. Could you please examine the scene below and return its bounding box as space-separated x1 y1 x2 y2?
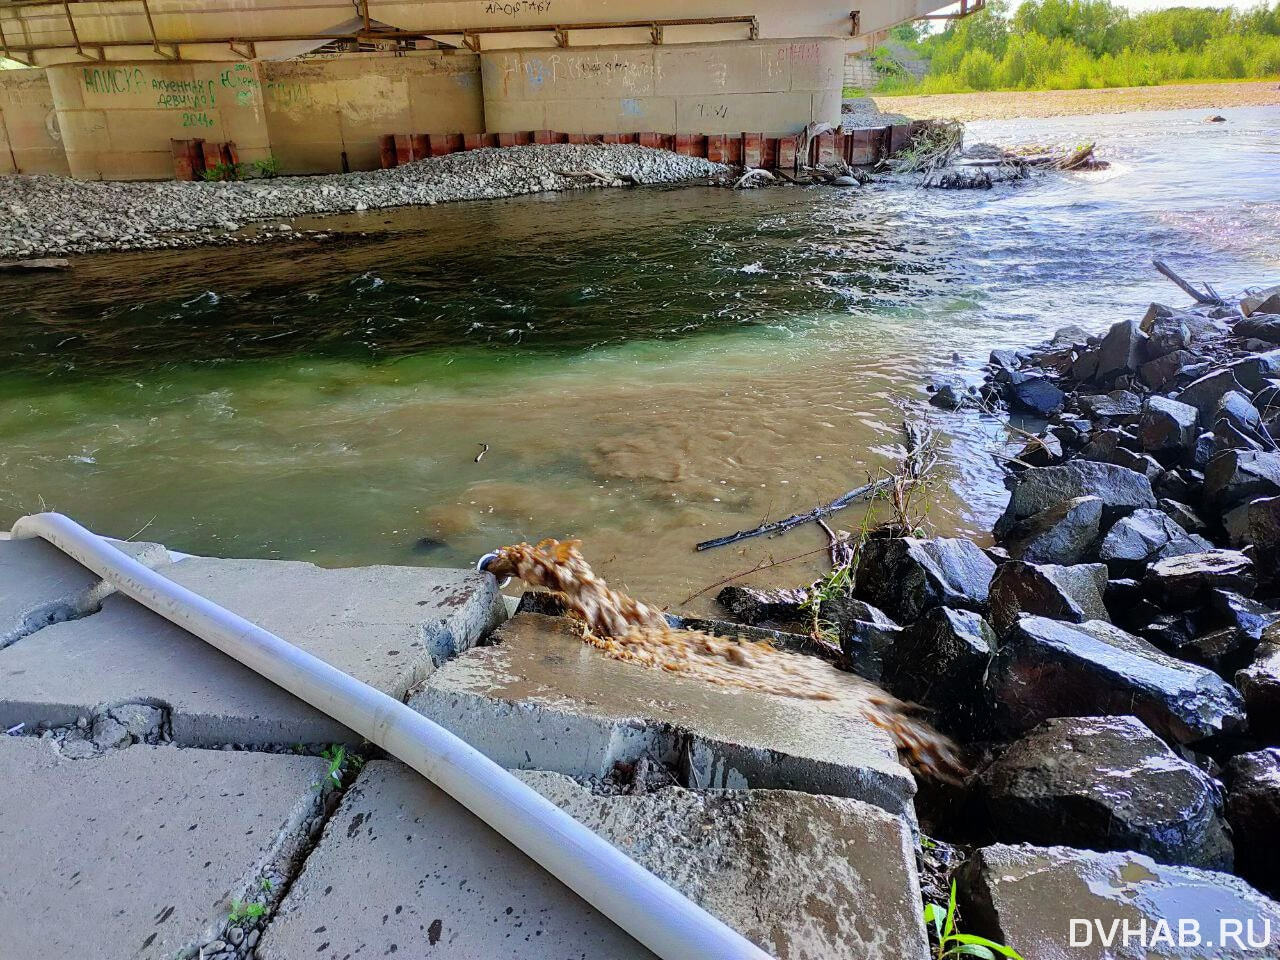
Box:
869 79 1280 122
0 144 727 258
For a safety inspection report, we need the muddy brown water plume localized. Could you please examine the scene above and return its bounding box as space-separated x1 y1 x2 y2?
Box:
485 538 966 781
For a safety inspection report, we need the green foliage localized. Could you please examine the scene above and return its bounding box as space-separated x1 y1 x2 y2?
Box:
253 155 282 178
200 161 243 183
315 743 365 793
875 0 1280 94
924 881 1025 960
228 899 266 924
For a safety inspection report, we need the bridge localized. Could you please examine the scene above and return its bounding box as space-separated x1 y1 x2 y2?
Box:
0 0 962 180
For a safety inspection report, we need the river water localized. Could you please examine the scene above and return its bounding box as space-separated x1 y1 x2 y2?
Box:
2 106 1277 612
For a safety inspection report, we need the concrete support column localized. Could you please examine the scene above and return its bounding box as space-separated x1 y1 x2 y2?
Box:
0 69 70 175
47 60 271 180
479 37 846 137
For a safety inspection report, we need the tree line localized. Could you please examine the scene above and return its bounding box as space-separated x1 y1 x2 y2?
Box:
873 0 1280 93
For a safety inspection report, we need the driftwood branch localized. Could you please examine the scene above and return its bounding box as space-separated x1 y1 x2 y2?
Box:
695 418 929 552
694 476 892 551
1153 258 1223 305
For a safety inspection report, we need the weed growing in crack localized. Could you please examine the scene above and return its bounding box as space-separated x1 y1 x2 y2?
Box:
924 880 1023 960
228 900 265 924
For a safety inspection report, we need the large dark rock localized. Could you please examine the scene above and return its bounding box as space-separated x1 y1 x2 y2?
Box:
1140 349 1202 391
1104 577 1165 634
989 615 1247 744
1214 391 1268 451
1237 313 1280 344
1139 395 1199 453
1204 450 1280 507
1227 349 1280 393
1144 314 1192 360
988 561 1109 634
1236 629 1280 738
959 844 1280 960
980 716 1231 869
996 462 1156 538
1159 498 1207 534
1226 749 1280 898
1210 590 1280 644
1250 496 1280 578
882 606 996 736
715 585 808 626
1146 550 1256 605
1006 373 1066 415
989 348 1021 371
1079 430 1165 481
1095 318 1147 383
1177 368 1247 425
1079 390 1143 420
1003 496 1102 565
854 536 995 624
828 597 902 683
1098 508 1189 575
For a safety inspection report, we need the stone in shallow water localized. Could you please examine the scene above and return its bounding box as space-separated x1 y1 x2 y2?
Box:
959 843 1280 960
1003 496 1102 566
979 716 1231 870
853 536 995 624
995 462 1156 538
1006 373 1065 415
715 585 807 627
987 561 1109 634
989 615 1246 744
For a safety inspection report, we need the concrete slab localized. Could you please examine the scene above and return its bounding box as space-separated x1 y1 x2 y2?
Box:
409 613 916 822
0 535 168 648
0 556 506 746
517 771 931 960
0 736 327 960
260 761 927 960
257 759 657 960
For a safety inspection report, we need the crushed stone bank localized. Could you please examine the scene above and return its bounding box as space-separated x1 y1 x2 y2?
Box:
0 144 727 259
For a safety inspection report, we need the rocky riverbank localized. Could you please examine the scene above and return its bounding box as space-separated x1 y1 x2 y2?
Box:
714 278 1280 954
0 144 726 260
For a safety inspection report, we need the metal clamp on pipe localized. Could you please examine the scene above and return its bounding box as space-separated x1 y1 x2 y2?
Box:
10 512 772 960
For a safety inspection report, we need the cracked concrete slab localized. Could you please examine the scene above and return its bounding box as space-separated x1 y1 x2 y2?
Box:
408 613 916 822
0 556 506 746
518 771 931 960
0 536 168 648
0 735 327 960
259 761 928 960
257 759 657 960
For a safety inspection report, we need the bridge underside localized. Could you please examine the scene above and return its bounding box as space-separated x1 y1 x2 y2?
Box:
0 1 951 181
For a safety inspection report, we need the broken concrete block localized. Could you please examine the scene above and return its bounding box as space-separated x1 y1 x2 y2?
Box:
409 613 917 822
521 771 931 960
0 737 326 960
260 761 932 960
960 843 1280 960
0 536 168 649
0 556 505 746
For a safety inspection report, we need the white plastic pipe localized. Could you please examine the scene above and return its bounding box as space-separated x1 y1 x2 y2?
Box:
12 512 772 960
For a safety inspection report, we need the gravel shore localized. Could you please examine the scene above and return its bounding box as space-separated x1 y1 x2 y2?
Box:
0 144 726 259
869 79 1280 122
